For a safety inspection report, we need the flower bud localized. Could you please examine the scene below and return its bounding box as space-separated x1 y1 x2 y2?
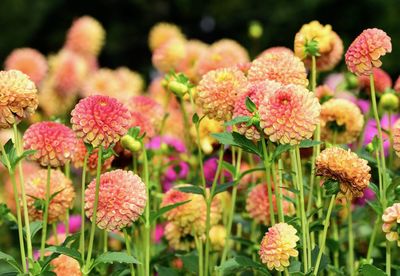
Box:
121 135 142 152
248 21 263 39
168 80 189 97
380 93 399 111
365 142 374 153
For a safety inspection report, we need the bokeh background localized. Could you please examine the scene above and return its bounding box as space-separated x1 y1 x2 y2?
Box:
1 0 400 81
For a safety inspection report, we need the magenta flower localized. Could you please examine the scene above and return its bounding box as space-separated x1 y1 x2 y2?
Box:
146 135 186 153
57 215 82 234
203 157 232 185
354 187 376 206
152 224 165 244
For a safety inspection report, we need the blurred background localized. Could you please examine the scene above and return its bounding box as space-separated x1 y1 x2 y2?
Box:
1 0 400 82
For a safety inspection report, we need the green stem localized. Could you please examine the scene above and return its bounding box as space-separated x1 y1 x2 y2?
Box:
52 223 59 245
123 228 135 276
314 195 336 275
332 218 339 269
85 147 103 269
388 111 394 169
40 166 52 260
195 117 207 189
220 148 242 266
273 158 284 222
142 145 151 276
195 235 204 276
64 161 70 236
205 145 224 276
79 152 89 258
261 138 275 225
103 230 108 253
179 98 192 150
347 200 354 276
295 146 310 270
366 216 380 263
13 124 33 261
0 142 27 272
386 240 391 276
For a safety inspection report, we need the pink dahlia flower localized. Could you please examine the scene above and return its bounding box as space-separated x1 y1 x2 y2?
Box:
71 95 131 148
345 28 392 76
4 48 47 86
382 203 400 246
248 51 308 87
85 169 147 231
358 68 392 94
259 84 321 144
196 67 248 121
23 122 77 167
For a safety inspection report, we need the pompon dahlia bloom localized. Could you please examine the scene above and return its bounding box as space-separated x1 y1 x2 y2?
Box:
358 68 392 94
164 222 195 251
196 39 249 77
246 183 295 226
23 122 77 167
209 225 227 251
259 84 321 145
247 51 309 87
148 22 185 51
129 111 156 140
26 169 75 223
345 28 392 76
114 67 144 97
4 48 47 86
49 49 89 95
152 38 187 73
127 96 164 128
72 139 114 174
85 170 147 231
294 21 343 71
259 223 299 271
161 187 222 235
233 80 282 140
0 70 38 128
50 255 82 276
259 46 294 57
382 203 400 246
71 95 131 148
176 40 209 83
190 116 224 154
320 98 364 144
65 16 105 56
316 147 371 199
81 68 120 98
196 67 248 121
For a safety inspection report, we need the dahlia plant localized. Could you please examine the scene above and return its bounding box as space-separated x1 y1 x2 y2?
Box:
1 16 400 276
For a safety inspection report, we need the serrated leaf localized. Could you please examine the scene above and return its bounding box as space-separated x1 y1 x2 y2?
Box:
288 260 302 273
245 97 257 113
221 161 235 175
366 200 383 215
11 149 36 168
212 181 236 197
299 139 322 148
232 132 262 156
93 252 140 268
149 200 191 224
216 255 271 275
179 250 199 274
45 246 82 266
386 176 400 199
177 185 204 196
359 264 386 276
211 132 237 147
23 221 42 240
156 265 180 276
49 188 65 202
272 144 292 160
0 251 22 273
224 116 251 127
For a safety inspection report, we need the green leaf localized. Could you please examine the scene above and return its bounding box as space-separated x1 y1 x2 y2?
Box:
128 127 141 138
311 246 329 274
322 179 340 196
288 260 302 273
271 144 292 160
359 264 386 276
211 132 237 147
149 200 191 224
232 132 262 156
11 149 36 168
0 251 22 273
386 176 400 199
216 255 271 275
49 188 65 202
245 97 257 113
224 116 251 127
366 200 383 215
93 252 140 268
238 167 264 181
45 246 82 265
213 182 236 197
155 265 180 276
84 142 94 155
309 221 324 233
179 250 198 274
0 203 16 224
368 182 379 199
221 161 235 175
23 221 42 240
192 113 199 124
299 139 322 148
177 185 204 196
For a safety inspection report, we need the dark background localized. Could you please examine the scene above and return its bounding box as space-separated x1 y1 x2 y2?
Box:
1 0 400 83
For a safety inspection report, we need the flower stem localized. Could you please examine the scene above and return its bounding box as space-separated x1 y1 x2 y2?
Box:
79 152 89 258
314 194 336 275
123 228 135 276
85 146 103 269
220 148 242 266
366 216 380 263
0 142 27 272
40 165 52 260
103 230 108 253
272 158 284 222
195 235 204 276
142 145 151 276
347 200 354 276
13 124 33 261
386 240 391 276
195 117 207 189
64 161 70 236
205 145 224 276
261 137 275 225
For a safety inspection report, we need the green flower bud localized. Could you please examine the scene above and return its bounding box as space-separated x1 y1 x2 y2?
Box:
345 73 359 89
121 135 142 152
248 21 263 39
168 80 189 97
365 142 374 153
380 93 399 111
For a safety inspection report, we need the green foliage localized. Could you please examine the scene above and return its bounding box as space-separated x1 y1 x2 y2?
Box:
359 264 387 276
149 200 191 225
216 255 271 275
